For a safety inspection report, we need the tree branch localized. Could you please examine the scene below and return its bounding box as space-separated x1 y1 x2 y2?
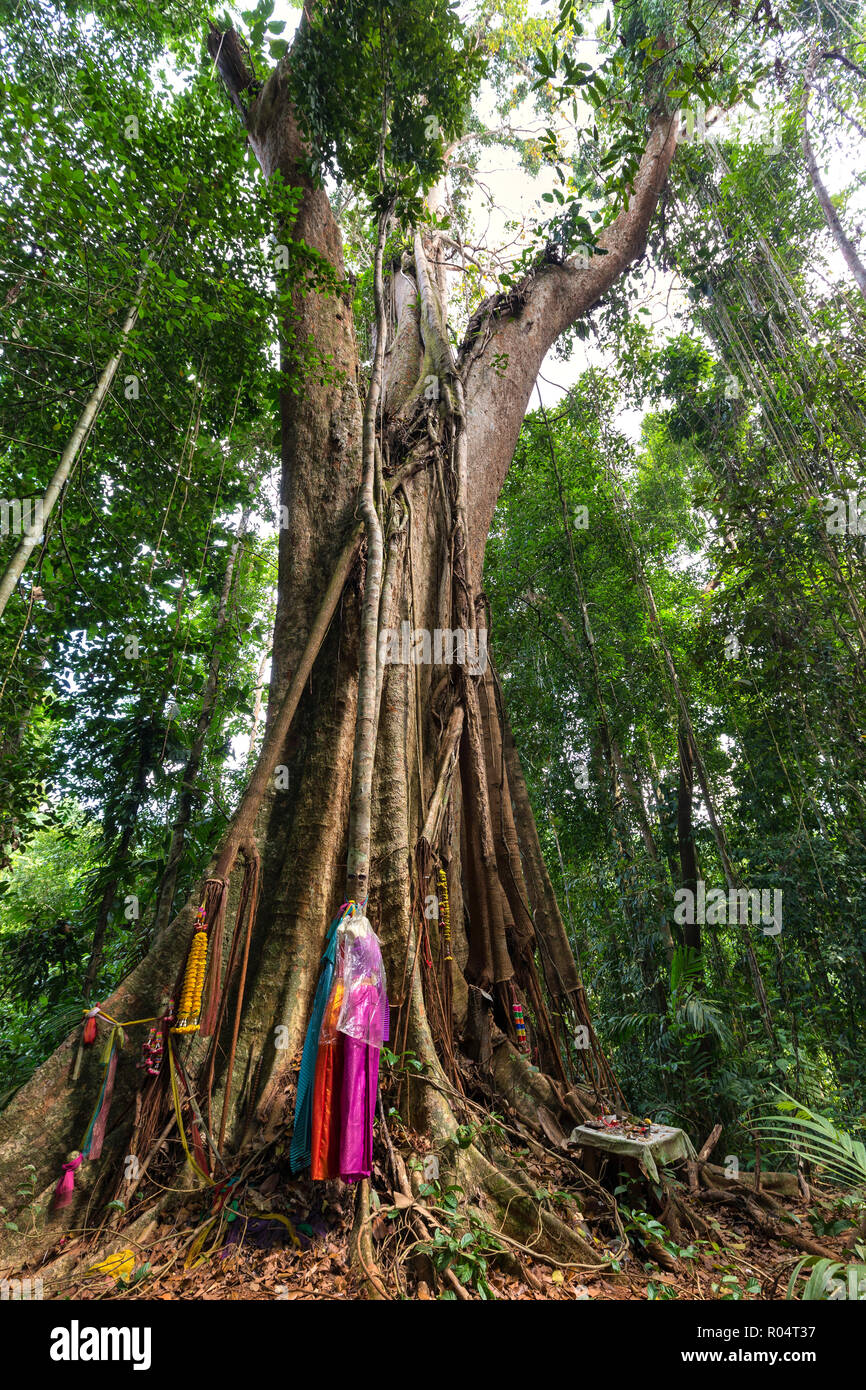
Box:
460 115 679 578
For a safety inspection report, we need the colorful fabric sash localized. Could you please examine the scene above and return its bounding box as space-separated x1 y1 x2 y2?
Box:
290 911 342 1173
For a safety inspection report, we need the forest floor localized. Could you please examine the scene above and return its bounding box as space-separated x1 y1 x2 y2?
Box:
28 1123 853 1302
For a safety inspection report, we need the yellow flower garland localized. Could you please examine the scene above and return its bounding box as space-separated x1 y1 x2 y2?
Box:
172 921 208 1034
437 866 452 962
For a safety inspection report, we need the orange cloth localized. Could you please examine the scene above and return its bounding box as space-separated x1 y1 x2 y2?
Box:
310 981 344 1180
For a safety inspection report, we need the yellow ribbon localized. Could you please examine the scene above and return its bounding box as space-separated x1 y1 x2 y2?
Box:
81 1007 159 1028
184 1218 220 1270
86 1248 136 1281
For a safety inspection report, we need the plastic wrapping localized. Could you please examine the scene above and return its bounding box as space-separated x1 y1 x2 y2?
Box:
317 973 346 1047
334 914 388 1049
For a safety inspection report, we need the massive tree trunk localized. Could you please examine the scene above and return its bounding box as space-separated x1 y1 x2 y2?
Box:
0 40 677 1273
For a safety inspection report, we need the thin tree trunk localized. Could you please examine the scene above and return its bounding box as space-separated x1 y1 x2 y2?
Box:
83 554 188 993
246 641 272 766
677 716 701 955
0 278 146 620
607 469 775 1038
346 204 390 905
151 510 250 938
539 395 674 967
81 721 154 998
802 47 866 301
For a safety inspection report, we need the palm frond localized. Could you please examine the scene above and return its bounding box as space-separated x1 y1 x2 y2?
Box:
752 1090 866 1192
787 1256 866 1301
670 945 703 995
677 992 733 1044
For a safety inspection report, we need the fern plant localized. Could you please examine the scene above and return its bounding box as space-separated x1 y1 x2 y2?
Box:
609 948 733 1048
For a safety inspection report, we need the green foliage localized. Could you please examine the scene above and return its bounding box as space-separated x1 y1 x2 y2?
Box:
290 0 484 217
0 0 863 1241
0 801 99 1005
787 1255 866 1301
412 1176 504 1300
484 30 866 1138
0 801 102 1100
710 1271 763 1299
505 0 778 281
621 1202 696 1264
382 1045 425 1074
0 0 287 1091
751 1091 866 1192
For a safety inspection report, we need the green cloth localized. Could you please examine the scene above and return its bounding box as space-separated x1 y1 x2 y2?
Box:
568 1120 696 1183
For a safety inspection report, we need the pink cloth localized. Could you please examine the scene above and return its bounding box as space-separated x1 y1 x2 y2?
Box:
311 916 387 1183
53 1153 83 1209
339 1035 380 1182
335 930 386 1182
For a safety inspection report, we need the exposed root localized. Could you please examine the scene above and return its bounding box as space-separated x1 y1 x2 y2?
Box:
692 1186 839 1260
349 1178 391 1299
454 1142 604 1268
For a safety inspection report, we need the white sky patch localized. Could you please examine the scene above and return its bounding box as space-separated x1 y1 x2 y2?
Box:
221 4 861 430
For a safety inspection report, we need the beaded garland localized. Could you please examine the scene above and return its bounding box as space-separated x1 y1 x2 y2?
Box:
512 999 527 1048
140 1025 164 1075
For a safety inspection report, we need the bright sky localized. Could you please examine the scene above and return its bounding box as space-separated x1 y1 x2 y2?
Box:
239 1 859 420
